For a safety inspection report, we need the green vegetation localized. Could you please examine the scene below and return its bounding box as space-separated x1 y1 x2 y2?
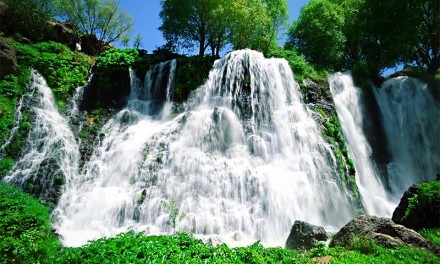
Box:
174 56 216 102
405 181 440 219
162 198 186 234
54 232 311 264
159 0 288 56
0 0 54 41
11 40 92 111
319 111 362 213
0 186 437 263
266 46 327 83
287 0 440 77
54 0 133 53
420 229 440 247
0 183 61 264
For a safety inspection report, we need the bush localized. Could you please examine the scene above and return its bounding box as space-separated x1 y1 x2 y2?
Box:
0 183 61 263
405 181 440 219
266 46 327 83
96 48 139 72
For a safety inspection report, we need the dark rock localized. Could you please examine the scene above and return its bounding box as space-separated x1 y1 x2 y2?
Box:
285 221 328 250
0 37 18 77
392 180 440 231
330 215 440 255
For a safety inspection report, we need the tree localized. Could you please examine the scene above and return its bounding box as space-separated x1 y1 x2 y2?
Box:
133 33 142 49
162 198 185 234
56 0 133 51
0 0 55 41
159 0 289 56
287 0 420 76
410 0 440 74
159 0 220 56
286 0 346 69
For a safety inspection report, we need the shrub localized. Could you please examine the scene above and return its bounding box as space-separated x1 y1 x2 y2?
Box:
405 181 440 219
0 183 61 263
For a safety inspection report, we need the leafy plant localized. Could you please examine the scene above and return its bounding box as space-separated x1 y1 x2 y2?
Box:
405 181 440 218
162 198 186 234
0 183 61 263
419 228 440 246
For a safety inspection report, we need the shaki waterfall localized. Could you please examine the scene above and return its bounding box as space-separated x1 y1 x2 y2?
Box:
3 51 438 248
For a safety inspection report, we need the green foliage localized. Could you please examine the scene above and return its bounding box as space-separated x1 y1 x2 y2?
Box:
0 0 54 41
162 198 186 234
405 181 440 218
286 0 345 69
309 239 439 264
11 40 92 111
174 56 216 102
287 0 428 77
0 182 61 263
54 232 312 263
320 113 362 212
159 0 288 55
55 0 134 51
266 46 327 82
419 229 440 247
96 48 138 71
0 157 15 177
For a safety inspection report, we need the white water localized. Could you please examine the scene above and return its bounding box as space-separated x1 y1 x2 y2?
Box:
55 51 354 247
330 73 396 216
3 70 80 202
373 77 440 195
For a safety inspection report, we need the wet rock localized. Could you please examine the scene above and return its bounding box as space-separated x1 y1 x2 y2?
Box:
392 180 440 231
0 37 18 77
330 215 440 254
285 221 328 250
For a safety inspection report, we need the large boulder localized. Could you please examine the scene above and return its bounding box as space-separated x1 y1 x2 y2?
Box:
330 215 439 255
392 180 440 231
285 221 328 250
0 37 18 77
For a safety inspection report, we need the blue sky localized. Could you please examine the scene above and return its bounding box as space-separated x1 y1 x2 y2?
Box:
119 0 309 52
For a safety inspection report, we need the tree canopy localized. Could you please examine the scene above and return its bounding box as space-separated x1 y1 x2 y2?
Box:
55 0 134 50
159 0 288 56
287 0 440 76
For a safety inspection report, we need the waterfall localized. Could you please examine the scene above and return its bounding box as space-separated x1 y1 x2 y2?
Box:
330 73 396 216
373 77 440 195
54 51 354 247
3 70 80 205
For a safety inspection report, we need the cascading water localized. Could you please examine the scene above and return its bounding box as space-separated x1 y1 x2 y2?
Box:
3 70 80 204
329 73 396 216
373 77 440 195
54 60 178 246
55 51 354 247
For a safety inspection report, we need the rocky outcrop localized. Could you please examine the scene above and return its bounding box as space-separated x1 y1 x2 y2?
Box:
0 37 18 76
285 221 328 250
330 215 440 255
392 180 440 231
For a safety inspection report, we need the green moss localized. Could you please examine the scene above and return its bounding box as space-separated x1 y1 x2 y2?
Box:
321 112 363 213
0 182 61 263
